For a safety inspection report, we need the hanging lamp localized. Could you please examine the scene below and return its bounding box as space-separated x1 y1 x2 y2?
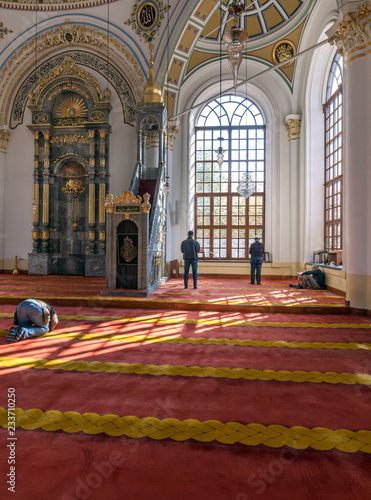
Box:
237 34 254 200
223 1 248 88
237 171 255 198
214 0 225 170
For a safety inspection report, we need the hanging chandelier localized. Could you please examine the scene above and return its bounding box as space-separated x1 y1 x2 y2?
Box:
223 2 248 88
237 171 255 199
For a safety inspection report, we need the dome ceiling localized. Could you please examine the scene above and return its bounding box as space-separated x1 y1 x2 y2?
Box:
201 0 305 41
163 0 308 117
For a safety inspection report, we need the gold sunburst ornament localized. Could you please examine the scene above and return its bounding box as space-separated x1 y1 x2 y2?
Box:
55 96 88 118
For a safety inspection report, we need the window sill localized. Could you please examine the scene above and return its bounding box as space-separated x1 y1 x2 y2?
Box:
307 263 343 271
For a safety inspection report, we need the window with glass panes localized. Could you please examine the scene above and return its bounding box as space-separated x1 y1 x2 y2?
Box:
195 95 265 260
324 53 343 251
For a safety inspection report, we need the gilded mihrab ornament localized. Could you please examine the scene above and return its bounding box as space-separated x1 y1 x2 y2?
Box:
125 0 169 43
62 179 85 195
120 237 137 263
55 96 88 118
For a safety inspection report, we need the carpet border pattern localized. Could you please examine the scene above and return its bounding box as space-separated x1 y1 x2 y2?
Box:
1 407 370 454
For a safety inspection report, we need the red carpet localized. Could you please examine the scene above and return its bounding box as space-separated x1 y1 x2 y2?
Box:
0 276 370 499
0 275 347 313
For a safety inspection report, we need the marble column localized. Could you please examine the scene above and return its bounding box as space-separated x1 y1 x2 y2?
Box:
87 130 96 254
327 0 371 310
32 131 40 253
41 131 51 253
142 133 147 174
98 129 107 254
136 129 143 166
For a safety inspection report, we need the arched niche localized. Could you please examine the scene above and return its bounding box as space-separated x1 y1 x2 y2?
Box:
27 56 111 277
116 220 139 289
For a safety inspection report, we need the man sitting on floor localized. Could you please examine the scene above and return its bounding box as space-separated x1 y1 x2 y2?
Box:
7 299 58 344
289 265 325 290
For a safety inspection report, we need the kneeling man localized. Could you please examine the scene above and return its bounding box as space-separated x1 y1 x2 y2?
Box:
290 265 325 290
7 299 58 344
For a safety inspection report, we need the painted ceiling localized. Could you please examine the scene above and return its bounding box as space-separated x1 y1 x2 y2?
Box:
0 0 309 120
200 0 304 41
164 0 308 116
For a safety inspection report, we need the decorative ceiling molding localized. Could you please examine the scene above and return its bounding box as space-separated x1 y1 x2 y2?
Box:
0 0 118 11
0 22 145 127
0 20 13 39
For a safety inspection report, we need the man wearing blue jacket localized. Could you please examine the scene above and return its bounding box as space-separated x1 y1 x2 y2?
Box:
181 230 200 289
7 299 58 344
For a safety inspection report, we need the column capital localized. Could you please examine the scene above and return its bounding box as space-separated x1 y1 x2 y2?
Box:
285 114 302 141
327 1 371 66
0 129 10 153
167 120 180 149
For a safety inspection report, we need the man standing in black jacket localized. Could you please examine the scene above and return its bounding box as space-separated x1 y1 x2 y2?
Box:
249 236 264 285
181 230 200 289
290 265 325 289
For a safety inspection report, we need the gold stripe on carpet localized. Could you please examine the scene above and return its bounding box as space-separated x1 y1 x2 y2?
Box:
0 295 346 306
1 356 370 386
1 330 370 351
0 407 370 453
1 312 368 329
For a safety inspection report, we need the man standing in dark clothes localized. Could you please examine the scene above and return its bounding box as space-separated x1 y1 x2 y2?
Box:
289 265 326 289
181 230 200 289
249 236 264 285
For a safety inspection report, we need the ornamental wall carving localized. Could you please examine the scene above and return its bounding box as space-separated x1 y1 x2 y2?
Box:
9 52 137 129
328 1 371 65
0 22 145 128
0 130 10 151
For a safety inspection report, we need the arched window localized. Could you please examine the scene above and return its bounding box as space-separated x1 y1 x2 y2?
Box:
324 53 343 251
195 95 265 260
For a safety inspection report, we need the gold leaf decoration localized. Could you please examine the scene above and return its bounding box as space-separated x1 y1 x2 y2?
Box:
120 237 138 263
55 96 88 118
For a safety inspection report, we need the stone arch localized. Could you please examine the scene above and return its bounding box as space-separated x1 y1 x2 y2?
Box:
0 22 145 128
10 51 137 129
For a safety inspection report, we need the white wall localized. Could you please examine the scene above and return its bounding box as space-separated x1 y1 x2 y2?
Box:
0 152 6 263
108 88 137 196
4 108 34 265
